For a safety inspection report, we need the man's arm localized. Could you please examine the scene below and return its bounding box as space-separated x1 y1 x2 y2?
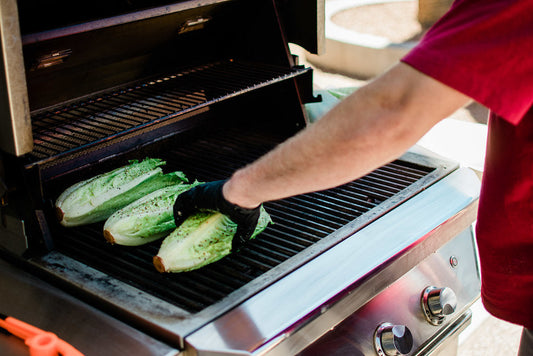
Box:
223 62 471 208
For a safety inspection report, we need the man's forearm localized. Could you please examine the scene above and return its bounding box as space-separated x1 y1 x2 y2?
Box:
223 63 470 208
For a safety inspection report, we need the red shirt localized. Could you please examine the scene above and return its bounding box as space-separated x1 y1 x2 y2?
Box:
402 0 533 328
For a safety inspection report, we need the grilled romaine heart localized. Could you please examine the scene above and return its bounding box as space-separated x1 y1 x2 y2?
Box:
153 206 272 273
103 181 202 246
55 158 187 227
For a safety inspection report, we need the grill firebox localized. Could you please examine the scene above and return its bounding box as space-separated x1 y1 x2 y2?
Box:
49 124 438 314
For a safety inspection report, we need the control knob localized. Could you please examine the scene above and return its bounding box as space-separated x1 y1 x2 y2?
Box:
421 286 457 325
374 323 413 356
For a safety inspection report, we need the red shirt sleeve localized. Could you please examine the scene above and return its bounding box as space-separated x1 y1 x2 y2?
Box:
401 0 533 124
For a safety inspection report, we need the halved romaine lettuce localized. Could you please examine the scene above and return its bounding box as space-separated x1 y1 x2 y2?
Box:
55 158 187 227
153 206 272 273
103 181 202 246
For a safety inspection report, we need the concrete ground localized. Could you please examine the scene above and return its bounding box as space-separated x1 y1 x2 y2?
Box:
290 1 525 352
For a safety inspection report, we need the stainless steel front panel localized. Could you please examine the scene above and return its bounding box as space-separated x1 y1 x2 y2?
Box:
299 227 480 355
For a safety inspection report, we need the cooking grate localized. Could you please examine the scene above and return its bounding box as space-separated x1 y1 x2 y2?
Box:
29 60 308 162
53 126 436 314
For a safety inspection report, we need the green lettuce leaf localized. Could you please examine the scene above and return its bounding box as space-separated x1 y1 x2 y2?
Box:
55 158 187 226
154 206 272 273
103 180 202 246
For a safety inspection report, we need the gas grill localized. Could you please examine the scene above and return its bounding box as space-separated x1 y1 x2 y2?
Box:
0 0 481 355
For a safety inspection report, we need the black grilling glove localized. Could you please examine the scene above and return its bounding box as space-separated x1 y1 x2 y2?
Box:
173 180 261 252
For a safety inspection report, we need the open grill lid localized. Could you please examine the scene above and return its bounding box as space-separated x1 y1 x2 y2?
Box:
0 0 324 156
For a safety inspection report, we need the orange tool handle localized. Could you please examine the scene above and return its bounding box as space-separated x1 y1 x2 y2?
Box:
0 315 84 356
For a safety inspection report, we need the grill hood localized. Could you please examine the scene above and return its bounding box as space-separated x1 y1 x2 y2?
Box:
0 0 324 156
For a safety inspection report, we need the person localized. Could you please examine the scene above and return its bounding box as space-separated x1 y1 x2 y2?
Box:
173 0 533 353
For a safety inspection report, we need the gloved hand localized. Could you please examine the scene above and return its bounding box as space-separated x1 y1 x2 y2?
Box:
173 180 261 252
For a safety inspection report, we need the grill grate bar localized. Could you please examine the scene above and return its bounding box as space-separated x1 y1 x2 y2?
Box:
232 252 276 272
57 112 120 136
108 96 172 118
39 121 102 142
206 258 257 283
360 173 414 192
317 188 377 211
87 101 151 125
172 146 251 172
384 161 430 178
260 231 314 251
375 165 421 182
33 137 70 153
32 115 101 140
190 70 259 95
90 107 154 128
347 181 396 202
32 141 61 156
252 238 298 258
266 201 345 233
358 176 404 193
141 88 202 108
33 126 87 147
67 108 132 131
259 219 323 245
246 241 293 261
160 87 207 105
191 267 244 291
135 95 185 113
77 104 148 127
285 195 361 223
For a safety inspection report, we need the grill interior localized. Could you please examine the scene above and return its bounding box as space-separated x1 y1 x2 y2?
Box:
49 125 436 314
